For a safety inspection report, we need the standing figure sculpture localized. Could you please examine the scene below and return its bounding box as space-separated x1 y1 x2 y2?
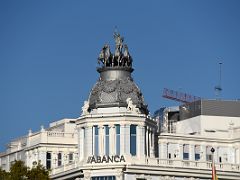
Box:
113 32 124 66
114 31 124 51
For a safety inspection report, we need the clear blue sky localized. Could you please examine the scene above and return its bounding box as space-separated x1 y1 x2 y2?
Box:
0 0 240 151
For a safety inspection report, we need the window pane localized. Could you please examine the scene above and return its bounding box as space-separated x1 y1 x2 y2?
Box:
130 125 137 156
105 126 109 135
130 125 136 134
195 145 200 161
195 154 200 161
46 152 51 159
46 152 51 169
95 126 99 135
116 125 120 134
115 125 120 155
94 126 99 156
105 126 109 155
183 153 189 160
183 144 189 160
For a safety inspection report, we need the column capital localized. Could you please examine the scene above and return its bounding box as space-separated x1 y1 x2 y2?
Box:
109 124 115 128
85 125 92 129
98 125 104 129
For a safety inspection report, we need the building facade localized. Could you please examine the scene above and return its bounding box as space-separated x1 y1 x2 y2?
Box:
1 33 240 180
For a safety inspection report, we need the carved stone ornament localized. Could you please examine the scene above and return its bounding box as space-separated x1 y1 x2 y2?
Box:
81 101 89 115
88 77 148 114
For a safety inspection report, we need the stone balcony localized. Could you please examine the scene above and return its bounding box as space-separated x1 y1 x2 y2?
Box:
50 157 240 178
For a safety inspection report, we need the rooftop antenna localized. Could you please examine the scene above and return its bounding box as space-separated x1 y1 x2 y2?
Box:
214 62 223 99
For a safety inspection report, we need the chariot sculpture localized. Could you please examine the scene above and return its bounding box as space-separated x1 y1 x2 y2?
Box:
98 32 132 68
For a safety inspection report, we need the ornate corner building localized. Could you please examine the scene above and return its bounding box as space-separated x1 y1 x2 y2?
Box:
0 33 240 180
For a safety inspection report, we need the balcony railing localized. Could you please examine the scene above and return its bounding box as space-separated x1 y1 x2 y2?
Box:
50 157 240 176
144 158 240 172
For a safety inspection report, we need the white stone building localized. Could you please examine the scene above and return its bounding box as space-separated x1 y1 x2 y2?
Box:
0 118 78 172
1 33 240 180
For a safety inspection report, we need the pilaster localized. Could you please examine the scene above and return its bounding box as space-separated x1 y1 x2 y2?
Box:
79 128 84 161
85 126 93 158
110 125 115 155
120 124 125 155
137 125 145 158
125 124 130 155
189 144 195 161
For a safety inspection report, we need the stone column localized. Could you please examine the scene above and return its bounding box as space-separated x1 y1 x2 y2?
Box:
25 151 29 167
38 149 46 167
189 144 195 161
109 125 115 155
146 127 149 157
200 145 206 161
125 124 130 155
52 152 57 169
79 127 84 161
149 129 153 157
150 129 155 158
179 144 183 160
215 146 219 163
137 125 145 158
85 126 93 157
236 147 240 164
99 125 104 156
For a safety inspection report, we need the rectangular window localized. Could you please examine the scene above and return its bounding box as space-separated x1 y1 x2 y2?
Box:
94 126 99 156
183 144 189 160
130 125 137 156
69 153 73 163
57 153 62 166
195 145 200 161
105 125 109 155
115 125 120 155
46 152 51 169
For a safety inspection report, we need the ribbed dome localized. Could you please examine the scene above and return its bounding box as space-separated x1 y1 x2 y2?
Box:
88 66 148 114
